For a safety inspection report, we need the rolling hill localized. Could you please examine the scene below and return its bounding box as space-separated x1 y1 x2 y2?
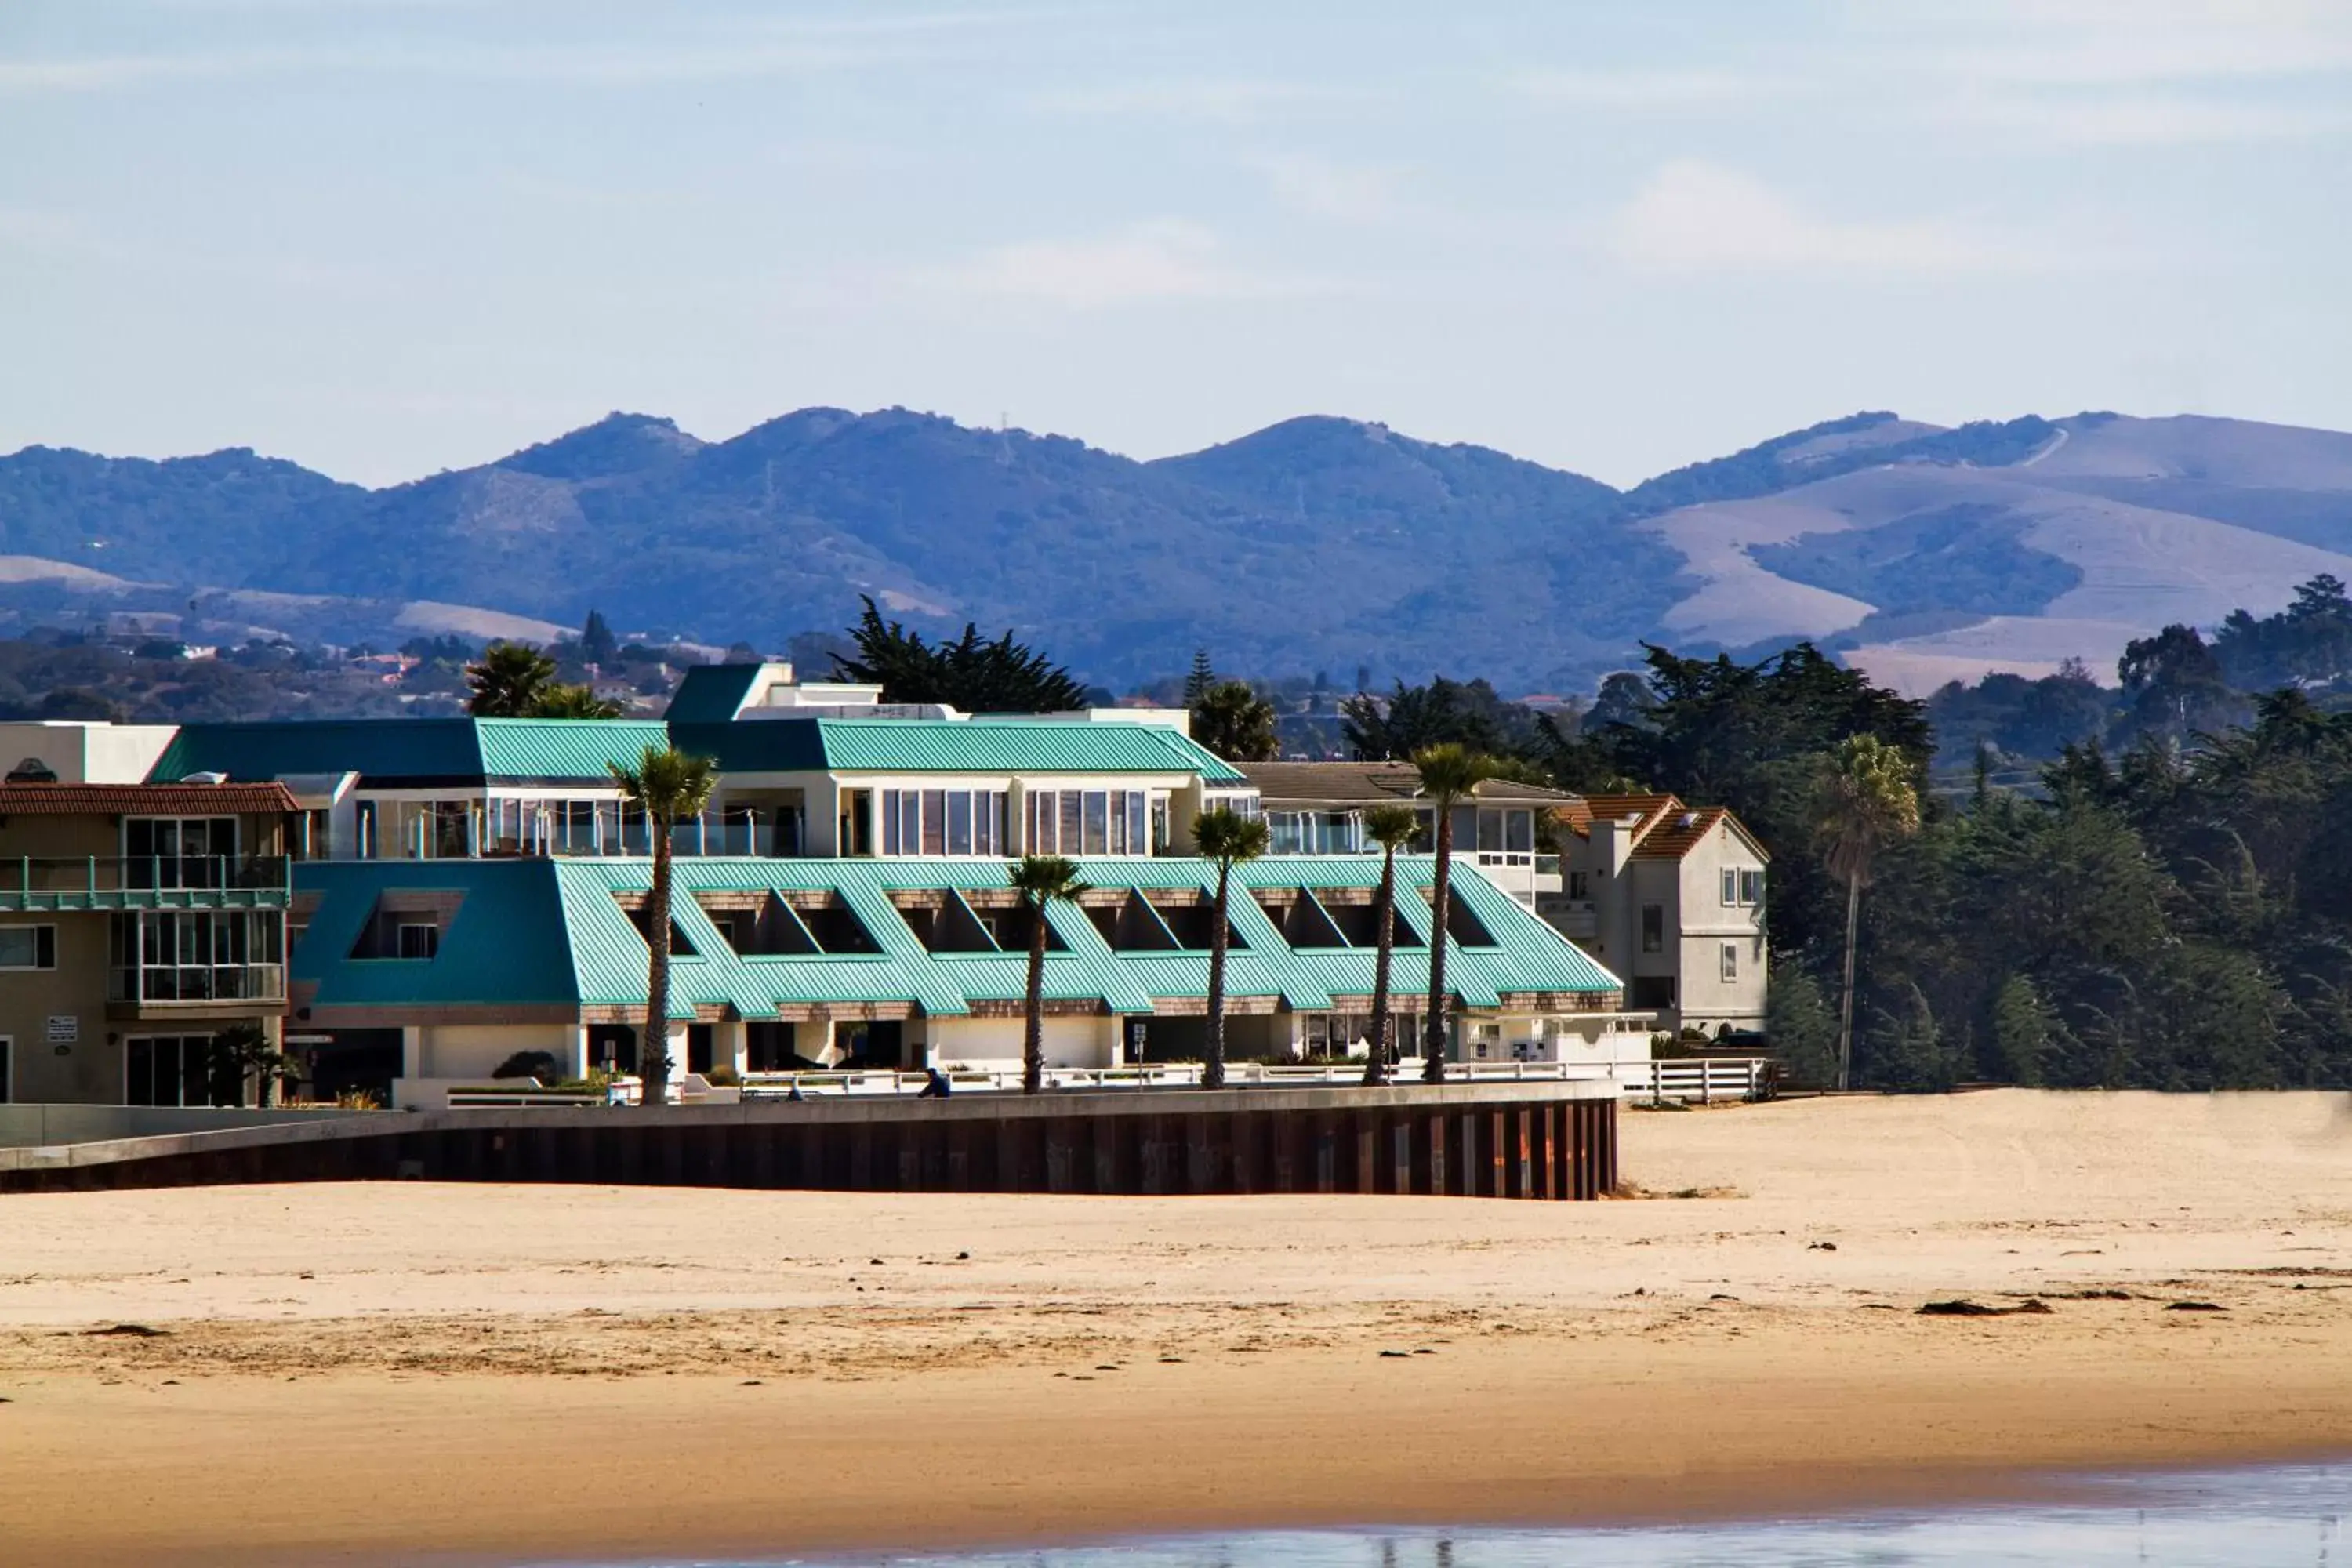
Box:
2 406 2350 694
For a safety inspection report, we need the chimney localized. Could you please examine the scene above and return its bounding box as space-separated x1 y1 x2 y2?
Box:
1594 815 1639 877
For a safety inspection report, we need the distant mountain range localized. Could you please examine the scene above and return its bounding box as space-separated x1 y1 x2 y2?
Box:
4 405 2350 695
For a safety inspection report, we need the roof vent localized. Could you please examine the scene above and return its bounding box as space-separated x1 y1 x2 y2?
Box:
181 771 229 785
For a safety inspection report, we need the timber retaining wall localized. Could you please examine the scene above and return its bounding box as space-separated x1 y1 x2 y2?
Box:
0 1083 1619 1200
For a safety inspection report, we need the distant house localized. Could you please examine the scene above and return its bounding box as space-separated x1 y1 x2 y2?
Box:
1541 794 1769 1040
1236 760 1576 909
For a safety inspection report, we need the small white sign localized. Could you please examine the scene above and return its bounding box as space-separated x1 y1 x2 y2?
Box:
45 1014 78 1045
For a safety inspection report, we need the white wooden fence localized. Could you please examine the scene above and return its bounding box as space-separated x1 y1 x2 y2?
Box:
441 1055 1771 1110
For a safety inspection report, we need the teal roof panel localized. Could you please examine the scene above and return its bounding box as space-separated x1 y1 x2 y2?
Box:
673 718 1244 781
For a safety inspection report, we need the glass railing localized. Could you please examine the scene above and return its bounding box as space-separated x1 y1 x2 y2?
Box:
108 963 287 1004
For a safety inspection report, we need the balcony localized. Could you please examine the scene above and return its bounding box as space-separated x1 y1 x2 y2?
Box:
0 856 292 913
108 963 288 1006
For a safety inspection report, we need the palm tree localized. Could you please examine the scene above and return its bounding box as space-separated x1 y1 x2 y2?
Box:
1009 855 1088 1094
1413 743 1495 1083
1192 806 1269 1089
466 641 557 716
610 743 718 1106
1359 803 1421 1085
1813 734 1922 1091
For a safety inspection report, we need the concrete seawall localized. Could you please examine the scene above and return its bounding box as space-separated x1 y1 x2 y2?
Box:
0 1083 1620 1200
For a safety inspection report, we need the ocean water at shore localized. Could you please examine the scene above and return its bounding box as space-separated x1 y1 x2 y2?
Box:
566 1461 2350 1567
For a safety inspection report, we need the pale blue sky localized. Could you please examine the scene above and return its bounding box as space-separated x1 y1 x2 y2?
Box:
5 1 2349 488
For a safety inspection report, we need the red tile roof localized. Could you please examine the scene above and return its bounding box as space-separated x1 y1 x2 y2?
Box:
0 782 300 815
1573 793 1762 860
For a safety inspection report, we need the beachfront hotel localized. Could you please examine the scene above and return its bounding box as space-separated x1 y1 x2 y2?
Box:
0 666 1660 1109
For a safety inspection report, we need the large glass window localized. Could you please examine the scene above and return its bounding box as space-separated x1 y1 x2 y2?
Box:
880 789 1008 856
125 817 238 887
125 1035 226 1108
1641 904 1664 953
114 912 285 1001
1027 789 1157 855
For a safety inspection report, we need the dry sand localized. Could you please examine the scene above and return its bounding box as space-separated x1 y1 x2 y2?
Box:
3 1090 2351 1564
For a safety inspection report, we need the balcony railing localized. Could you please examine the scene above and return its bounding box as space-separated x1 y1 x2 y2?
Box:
108 963 288 1005
0 856 292 910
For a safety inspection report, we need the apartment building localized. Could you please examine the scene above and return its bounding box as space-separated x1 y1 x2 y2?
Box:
0 779 297 1106
289 851 1650 1108
1541 793 1769 1039
0 704 1657 1105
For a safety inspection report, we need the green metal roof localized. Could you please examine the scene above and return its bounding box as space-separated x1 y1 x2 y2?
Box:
154 718 670 788
671 717 1245 781
662 664 764 724
290 860 580 1009
164 714 1240 788
287 854 1616 1022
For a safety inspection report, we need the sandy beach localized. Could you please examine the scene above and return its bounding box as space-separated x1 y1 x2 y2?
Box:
4 1089 2350 1564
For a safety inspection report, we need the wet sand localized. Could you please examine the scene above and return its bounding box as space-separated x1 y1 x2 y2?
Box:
3 1089 2350 1565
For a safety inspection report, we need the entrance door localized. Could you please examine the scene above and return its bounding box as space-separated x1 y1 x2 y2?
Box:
0 1036 10 1103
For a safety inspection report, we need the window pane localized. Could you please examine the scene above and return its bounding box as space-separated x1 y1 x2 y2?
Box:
946 792 973 855
919 790 947 854
1477 809 1504 852
880 791 899 855
1506 811 1533 852
1127 793 1147 855
1059 793 1083 854
0 927 38 967
1083 792 1109 855
1742 869 1765 905
1641 905 1663 953
1721 942 1738 981
1107 792 1127 855
1722 869 1737 905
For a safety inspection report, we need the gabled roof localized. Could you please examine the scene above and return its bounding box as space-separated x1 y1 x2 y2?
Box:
0 781 299 815
675 718 1246 781
1240 760 1577 804
1575 793 1769 862
152 719 669 789
290 859 581 1009
289 855 1620 1020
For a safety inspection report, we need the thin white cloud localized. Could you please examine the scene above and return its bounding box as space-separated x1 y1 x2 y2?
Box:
1246 152 1405 223
1609 162 2051 278
1896 0 2352 85
1032 78 1367 125
1950 91 2352 146
907 220 1316 310
1508 67 1766 110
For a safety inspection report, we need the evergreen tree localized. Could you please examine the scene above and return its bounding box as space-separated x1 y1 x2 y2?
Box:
1191 681 1279 761
833 597 1086 713
1184 649 1217 707
580 609 617 668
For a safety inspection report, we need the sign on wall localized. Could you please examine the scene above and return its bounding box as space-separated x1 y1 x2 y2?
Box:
45 1014 78 1045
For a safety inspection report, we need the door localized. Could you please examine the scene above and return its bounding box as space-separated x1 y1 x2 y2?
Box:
0 1036 10 1104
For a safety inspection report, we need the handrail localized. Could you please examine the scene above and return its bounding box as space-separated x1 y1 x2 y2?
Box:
0 855 292 899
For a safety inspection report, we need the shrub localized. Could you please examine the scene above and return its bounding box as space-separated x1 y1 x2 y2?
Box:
492 1050 561 1081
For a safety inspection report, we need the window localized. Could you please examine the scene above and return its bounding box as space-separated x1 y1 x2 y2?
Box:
397 923 440 960
1722 868 1737 906
1026 789 1153 855
881 789 1007 856
1720 942 1739 982
1567 870 1589 900
121 911 285 1000
0 925 56 970
1641 904 1664 953
1740 869 1766 906
125 1035 230 1108
125 817 238 887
